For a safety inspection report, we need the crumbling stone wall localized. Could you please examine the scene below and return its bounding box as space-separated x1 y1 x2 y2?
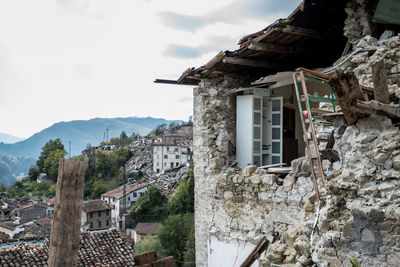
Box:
193 76 318 266
339 1 400 98
311 115 400 267
192 75 239 265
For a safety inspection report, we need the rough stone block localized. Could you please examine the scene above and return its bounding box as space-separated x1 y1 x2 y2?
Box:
243 165 257 177
209 157 224 170
250 175 261 184
223 191 234 200
261 174 276 185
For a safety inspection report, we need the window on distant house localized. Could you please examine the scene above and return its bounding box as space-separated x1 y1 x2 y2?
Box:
128 197 130 201
140 192 145 197
106 210 110 216
90 222 93 229
175 155 179 159
98 211 101 217
176 162 179 166
166 146 169 151
106 220 109 226
98 221 101 228
175 148 178 152
133 192 137 197
90 212 93 219
164 155 168 159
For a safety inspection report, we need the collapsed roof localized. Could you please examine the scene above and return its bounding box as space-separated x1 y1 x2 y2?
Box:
167 0 349 86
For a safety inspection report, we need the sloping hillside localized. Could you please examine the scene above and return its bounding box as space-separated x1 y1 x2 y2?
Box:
0 117 180 159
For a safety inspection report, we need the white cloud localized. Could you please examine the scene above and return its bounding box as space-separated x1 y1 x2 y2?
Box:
0 0 299 138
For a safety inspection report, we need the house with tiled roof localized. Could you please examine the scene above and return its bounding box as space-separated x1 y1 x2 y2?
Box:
0 229 136 266
101 182 150 230
0 221 16 236
130 222 162 244
16 202 48 223
81 199 112 232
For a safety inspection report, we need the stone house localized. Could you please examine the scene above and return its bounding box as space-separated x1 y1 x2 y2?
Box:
128 222 162 244
153 143 191 173
101 182 150 230
16 202 48 224
0 221 16 236
161 132 188 143
81 199 113 232
158 0 400 266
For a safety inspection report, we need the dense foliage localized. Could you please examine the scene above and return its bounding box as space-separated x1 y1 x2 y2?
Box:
131 164 195 265
30 138 67 181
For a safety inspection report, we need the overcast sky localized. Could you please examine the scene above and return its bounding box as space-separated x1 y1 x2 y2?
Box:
0 0 300 138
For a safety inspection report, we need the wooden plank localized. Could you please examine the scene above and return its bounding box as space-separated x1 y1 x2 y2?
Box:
240 237 269 267
134 251 158 265
276 25 335 40
222 56 286 69
372 60 390 104
48 159 86 267
248 42 315 54
296 67 374 93
320 149 340 163
355 100 400 119
151 256 175 267
328 71 367 125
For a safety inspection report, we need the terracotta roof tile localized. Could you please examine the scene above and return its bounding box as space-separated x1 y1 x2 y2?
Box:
0 229 136 266
134 223 162 235
101 182 150 199
82 199 112 213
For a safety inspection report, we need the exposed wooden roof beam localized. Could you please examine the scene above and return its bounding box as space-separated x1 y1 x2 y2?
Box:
276 25 335 39
248 42 316 54
222 56 287 69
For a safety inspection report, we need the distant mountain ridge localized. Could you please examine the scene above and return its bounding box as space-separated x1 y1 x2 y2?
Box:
0 117 181 159
0 133 25 144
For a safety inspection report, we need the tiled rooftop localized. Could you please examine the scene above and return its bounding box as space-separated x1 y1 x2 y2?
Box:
134 223 162 235
0 229 136 266
101 182 150 199
82 199 112 213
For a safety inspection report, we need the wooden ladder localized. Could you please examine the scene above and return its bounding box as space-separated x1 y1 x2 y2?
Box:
292 70 328 201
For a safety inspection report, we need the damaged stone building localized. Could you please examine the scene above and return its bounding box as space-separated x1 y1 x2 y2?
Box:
157 0 400 266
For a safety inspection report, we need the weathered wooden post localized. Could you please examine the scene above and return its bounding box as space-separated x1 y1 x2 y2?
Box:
48 159 86 267
372 60 390 104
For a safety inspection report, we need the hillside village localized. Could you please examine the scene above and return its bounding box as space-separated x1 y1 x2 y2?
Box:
0 123 193 266
1 0 400 266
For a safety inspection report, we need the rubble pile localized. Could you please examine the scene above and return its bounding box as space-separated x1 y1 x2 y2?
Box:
337 33 400 98
310 115 400 266
0 196 31 221
126 144 153 178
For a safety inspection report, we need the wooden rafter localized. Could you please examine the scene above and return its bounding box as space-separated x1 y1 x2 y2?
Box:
276 25 335 40
248 42 316 54
222 56 287 69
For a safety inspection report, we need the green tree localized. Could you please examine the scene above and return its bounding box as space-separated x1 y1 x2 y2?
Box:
167 165 194 215
28 165 39 181
120 131 128 139
49 184 56 196
134 235 164 257
129 186 167 223
157 214 194 263
36 139 67 180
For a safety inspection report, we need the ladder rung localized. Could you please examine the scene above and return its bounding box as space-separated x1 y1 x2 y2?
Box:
300 96 306 102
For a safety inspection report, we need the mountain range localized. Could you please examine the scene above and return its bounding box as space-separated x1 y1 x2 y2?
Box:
0 116 180 159
0 116 180 186
0 133 25 144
